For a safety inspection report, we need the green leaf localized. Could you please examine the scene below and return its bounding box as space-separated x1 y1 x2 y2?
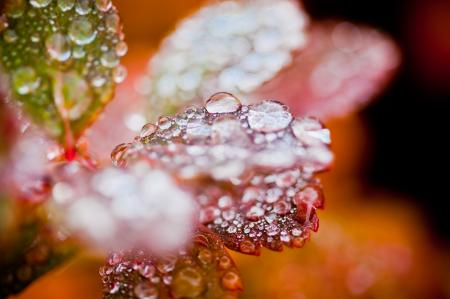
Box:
0 0 127 149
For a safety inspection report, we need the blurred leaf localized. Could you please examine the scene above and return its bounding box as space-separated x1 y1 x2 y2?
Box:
0 197 77 298
101 227 242 299
0 0 127 149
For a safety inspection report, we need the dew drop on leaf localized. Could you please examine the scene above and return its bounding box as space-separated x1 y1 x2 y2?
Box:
57 0 75 12
68 17 96 45
95 0 112 12
75 0 92 15
172 267 205 298
29 0 52 9
247 100 292 132
46 33 72 62
12 66 41 95
205 92 242 114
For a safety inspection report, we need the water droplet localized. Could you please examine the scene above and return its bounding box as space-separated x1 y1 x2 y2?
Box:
222 271 242 290
239 240 256 254
111 143 130 166
205 92 241 114
113 65 127 83
109 282 120 294
5 0 26 18
197 249 212 264
12 66 41 95
91 75 106 87
68 17 96 45
3 29 18 43
30 0 52 8
108 252 122 265
273 200 291 215
186 118 211 140
172 267 205 298
115 41 128 57
101 50 119 68
140 123 157 138
105 12 120 33
218 256 231 270
247 101 292 132
291 118 331 145
57 0 75 11
134 282 158 299
226 225 237 234
156 258 176 273
46 33 71 62
75 0 92 15
138 264 156 278
95 0 112 12
72 45 86 58
31 32 40 43
246 206 265 221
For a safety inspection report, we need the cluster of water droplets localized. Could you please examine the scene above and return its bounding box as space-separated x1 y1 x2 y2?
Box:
0 0 127 136
140 0 308 119
112 93 332 253
100 229 242 299
50 161 196 253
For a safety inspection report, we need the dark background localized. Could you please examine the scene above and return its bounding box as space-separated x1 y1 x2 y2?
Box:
304 0 450 242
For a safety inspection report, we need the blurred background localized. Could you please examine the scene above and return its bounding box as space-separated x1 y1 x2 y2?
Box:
2 0 450 298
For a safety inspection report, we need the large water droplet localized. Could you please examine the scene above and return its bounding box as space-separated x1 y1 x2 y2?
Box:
113 65 127 83
291 118 331 146
115 41 128 57
111 143 130 166
247 101 292 133
105 12 120 33
221 271 242 290
68 17 96 45
218 255 231 269
205 92 241 114
245 206 264 221
5 0 26 18
30 0 52 8
75 0 92 15
172 267 205 298
57 0 75 11
95 0 112 12
197 249 212 264
140 123 157 138
46 33 71 62
12 66 41 95
101 50 119 68
134 282 158 299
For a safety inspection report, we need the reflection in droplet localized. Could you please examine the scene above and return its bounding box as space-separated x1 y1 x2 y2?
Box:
68 17 96 45
12 66 41 95
46 33 71 62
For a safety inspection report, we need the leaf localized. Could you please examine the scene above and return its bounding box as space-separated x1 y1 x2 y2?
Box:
255 21 400 119
0 196 77 298
0 0 127 149
101 227 242 299
142 0 308 120
112 94 332 254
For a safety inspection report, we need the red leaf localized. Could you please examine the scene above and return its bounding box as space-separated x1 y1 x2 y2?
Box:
101 227 242 299
112 94 332 254
255 21 400 119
